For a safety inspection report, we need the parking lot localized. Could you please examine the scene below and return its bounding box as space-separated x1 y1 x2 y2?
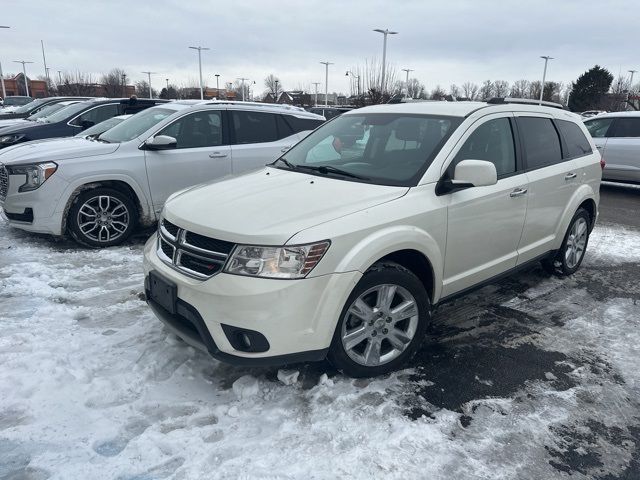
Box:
0 183 639 480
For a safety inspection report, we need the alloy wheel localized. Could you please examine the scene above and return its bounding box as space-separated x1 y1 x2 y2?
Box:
565 217 588 269
76 195 130 244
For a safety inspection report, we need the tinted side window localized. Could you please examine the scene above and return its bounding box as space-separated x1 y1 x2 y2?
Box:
157 111 223 149
276 115 294 139
284 115 324 134
518 117 562 169
584 117 613 138
71 104 119 127
452 117 516 177
556 120 592 158
610 117 640 137
232 111 278 144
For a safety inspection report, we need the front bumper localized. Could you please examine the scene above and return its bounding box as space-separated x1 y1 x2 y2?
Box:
143 234 361 364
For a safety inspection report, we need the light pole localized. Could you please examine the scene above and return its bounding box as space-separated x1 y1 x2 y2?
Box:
320 61 333 106
402 68 413 96
312 82 321 107
214 74 220 97
373 28 398 95
539 56 553 105
122 73 127 97
627 70 637 109
141 71 156 99
0 26 10 99
274 79 279 102
57 70 62 84
237 77 249 101
345 71 361 99
40 40 50 89
13 60 34 97
189 45 210 100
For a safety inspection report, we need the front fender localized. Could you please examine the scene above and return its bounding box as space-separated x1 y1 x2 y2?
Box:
334 226 444 302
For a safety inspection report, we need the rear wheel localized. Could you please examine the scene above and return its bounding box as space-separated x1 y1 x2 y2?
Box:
541 208 590 276
68 187 137 248
328 262 430 378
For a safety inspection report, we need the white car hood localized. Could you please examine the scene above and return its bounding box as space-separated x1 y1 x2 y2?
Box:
0 137 120 165
164 167 409 245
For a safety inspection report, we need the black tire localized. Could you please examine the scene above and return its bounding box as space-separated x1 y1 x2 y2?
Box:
541 208 591 276
327 261 431 378
68 187 137 248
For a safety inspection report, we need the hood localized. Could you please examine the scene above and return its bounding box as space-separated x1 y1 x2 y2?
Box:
0 137 120 165
0 119 30 130
0 121 52 136
164 167 408 245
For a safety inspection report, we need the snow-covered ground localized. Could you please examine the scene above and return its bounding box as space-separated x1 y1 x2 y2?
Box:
0 219 639 480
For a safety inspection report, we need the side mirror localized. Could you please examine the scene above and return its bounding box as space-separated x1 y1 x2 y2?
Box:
452 159 497 187
144 135 177 150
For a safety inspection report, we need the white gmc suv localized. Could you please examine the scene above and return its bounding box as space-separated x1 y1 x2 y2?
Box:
0 101 324 247
143 99 601 377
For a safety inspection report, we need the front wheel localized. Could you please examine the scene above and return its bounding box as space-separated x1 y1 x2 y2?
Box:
68 187 137 248
541 208 591 276
328 262 430 378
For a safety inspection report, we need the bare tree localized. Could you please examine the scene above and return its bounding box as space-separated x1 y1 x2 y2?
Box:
479 80 495 101
494 80 509 98
407 78 425 99
364 58 398 103
264 74 282 102
101 68 127 97
510 79 530 98
430 85 447 101
56 71 98 96
135 80 158 99
461 81 479 100
449 84 461 100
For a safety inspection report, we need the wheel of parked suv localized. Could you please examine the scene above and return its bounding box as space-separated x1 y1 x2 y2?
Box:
541 208 591 276
68 187 137 248
328 261 430 378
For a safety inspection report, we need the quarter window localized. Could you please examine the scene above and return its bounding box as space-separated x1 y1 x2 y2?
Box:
156 111 223 149
451 117 516 177
584 117 613 138
232 111 278 144
518 117 562 170
610 117 640 137
556 120 592 158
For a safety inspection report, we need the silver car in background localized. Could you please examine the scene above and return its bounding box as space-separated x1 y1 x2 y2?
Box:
584 111 640 183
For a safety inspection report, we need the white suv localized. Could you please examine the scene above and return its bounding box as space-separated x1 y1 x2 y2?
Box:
143 99 601 377
0 101 324 247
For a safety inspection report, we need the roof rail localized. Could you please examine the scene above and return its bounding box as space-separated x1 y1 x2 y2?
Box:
487 97 565 110
204 100 307 112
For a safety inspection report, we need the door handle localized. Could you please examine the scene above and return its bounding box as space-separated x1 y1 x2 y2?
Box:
510 188 528 197
281 146 292 153
564 172 577 180
209 152 228 158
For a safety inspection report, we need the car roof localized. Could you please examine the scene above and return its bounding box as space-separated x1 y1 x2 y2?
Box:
346 100 581 121
585 110 640 119
179 100 324 119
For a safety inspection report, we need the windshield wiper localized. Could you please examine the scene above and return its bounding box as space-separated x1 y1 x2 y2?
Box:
271 157 297 170
296 164 369 180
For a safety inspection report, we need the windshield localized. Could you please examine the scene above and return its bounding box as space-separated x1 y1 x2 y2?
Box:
78 116 124 137
99 107 175 143
275 113 462 186
42 101 94 123
13 98 47 113
3 97 32 107
27 103 69 120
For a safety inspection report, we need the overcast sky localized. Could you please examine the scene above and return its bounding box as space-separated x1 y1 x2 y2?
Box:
1 0 637 96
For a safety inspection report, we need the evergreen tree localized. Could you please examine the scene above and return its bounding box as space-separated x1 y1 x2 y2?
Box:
568 66 613 112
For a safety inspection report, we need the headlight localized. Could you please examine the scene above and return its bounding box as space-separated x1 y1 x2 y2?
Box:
0 134 25 144
6 162 58 192
224 241 330 279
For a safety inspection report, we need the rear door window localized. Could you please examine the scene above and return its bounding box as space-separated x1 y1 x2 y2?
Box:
231 111 278 144
70 104 119 128
517 117 563 170
584 117 613 138
610 117 640 138
556 120 593 158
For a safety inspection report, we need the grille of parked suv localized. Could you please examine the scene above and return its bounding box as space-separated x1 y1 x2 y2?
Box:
158 219 235 279
0 164 8 202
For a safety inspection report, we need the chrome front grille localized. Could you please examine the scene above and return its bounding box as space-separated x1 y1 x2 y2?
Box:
0 164 8 202
157 219 235 279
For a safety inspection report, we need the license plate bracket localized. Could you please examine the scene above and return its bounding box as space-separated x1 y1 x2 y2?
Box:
148 271 177 314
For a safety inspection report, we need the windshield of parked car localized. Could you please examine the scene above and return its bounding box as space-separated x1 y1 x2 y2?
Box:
274 113 462 186
42 101 94 123
3 97 32 107
26 103 69 121
98 107 175 143
12 98 47 113
77 116 126 137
